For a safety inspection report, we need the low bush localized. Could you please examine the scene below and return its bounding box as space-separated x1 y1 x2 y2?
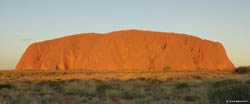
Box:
192 75 202 79
246 80 250 84
37 80 64 87
96 83 112 97
233 66 250 74
211 79 241 88
208 83 250 104
106 89 122 101
0 84 12 89
184 95 200 101
175 82 189 89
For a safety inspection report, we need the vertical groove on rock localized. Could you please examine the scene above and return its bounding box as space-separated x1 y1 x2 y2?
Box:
149 55 156 69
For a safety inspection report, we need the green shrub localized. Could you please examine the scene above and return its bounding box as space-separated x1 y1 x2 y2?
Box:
41 94 58 104
37 80 64 87
184 95 200 101
122 91 134 100
63 81 83 95
233 66 250 74
175 82 189 89
38 85 54 96
246 80 250 84
122 88 145 100
211 79 241 88
192 75 201 79
96 83 112 97
106 89 122 101
0 84 12 89
208 83 250 104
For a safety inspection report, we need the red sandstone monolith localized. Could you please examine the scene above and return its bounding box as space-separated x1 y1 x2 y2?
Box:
15 30 235 70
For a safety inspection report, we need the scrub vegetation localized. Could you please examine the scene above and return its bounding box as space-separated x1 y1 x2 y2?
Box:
0 68 249 104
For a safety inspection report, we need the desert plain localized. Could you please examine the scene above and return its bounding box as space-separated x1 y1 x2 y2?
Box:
0 30 249 104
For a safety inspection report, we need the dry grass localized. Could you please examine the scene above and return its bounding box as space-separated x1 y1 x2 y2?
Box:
0 69 250 104
0 69 249 84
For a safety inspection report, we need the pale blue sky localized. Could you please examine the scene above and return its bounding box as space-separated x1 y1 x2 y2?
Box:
0 0 249 69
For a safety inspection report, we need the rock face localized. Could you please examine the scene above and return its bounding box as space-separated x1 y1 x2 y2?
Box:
16 30 235 70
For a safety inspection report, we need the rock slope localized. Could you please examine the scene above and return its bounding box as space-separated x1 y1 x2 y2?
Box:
16 30 235 70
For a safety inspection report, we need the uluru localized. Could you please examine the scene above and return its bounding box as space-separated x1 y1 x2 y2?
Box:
15 30 235 70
